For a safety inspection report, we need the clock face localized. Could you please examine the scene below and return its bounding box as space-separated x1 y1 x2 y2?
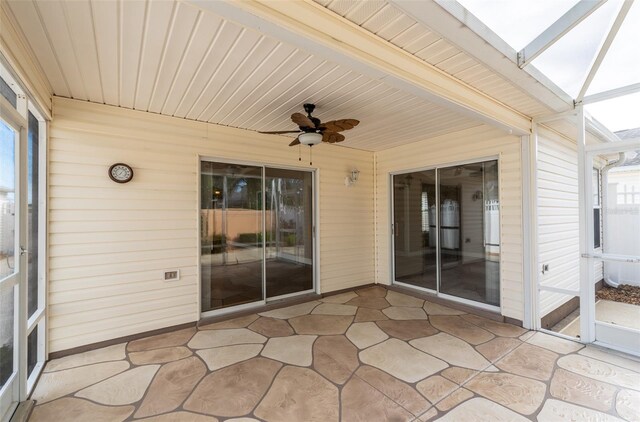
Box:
109 163 133 183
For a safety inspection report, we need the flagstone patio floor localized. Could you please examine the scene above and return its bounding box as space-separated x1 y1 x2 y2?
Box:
28 286 640 421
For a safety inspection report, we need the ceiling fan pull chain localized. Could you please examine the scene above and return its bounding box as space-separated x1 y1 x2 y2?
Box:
298 144 301 161
310 145 313 166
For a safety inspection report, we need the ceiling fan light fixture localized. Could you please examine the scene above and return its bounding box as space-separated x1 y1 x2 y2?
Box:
299 132 323 146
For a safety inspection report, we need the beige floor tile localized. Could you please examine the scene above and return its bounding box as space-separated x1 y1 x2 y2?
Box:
311 302 357 316
184 357 281 417
187 328 266 349
288 314 353 335
518 331 535 341
31 360 130 404
29 398 134 422
341 376 414 422
254 366 339 422
410 333 491 370
385 290 425 307
356 366 431 416
579 346 640 373
135 357 206 418
313 335 359 384
557 354 640 390
197 344 263 370
127 328 196 352
129 346 192 365
376 319 437 341
199 314 259 330
382 306 428 320
616 389 640 421
354 307 388 322
345 296 391 309
319 291 358 303
354 286 388 297
441 367 478 385
435 388 474 411
550 368 617 412
496 343 558 381
346 322 389 349
429 316 494 345
137 412 218 421
423 301 466 316
435 397 529 422
226 419 260 422
475 337 522 362
465 372 547 415
247 317 294 337
258 301 320 319
416 375 457 403
44 344 126 372
460 314 527 337
359 339 448 383
526 331 583 354
76 365 159 405
261 335 316 366
537 399 625 422
418 407 438 421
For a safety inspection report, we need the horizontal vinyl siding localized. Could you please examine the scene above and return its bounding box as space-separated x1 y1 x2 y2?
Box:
48 97 375 352
374 125 524 321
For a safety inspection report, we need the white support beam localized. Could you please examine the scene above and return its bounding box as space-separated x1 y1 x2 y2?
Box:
187 0 532 135
577 0 633 102
518 0 605 68
585 138 640 153
582 82 640 104
584 112 621 143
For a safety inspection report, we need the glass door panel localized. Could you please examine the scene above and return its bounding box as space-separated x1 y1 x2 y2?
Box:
265 168 313 298
393 170 437 290
200 162 264 312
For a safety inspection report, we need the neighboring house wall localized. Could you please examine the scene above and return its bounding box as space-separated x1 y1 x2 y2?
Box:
374 125 524 322
48 97 375 352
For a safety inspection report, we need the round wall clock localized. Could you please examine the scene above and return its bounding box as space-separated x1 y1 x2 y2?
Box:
108 163 134 183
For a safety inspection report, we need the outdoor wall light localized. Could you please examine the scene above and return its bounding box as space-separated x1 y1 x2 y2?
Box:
345 168 360 186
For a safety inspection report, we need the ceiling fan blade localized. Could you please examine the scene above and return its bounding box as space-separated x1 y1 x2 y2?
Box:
258 130 302 134
321 119 359 133
289 137 301 146
291 112 315 128
322 132 345 144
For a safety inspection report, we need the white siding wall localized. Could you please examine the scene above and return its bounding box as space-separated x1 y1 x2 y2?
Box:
375 126 524 321
48 97 374 352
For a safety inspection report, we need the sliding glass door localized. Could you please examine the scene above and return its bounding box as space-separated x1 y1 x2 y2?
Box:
392 159 500 308
200 160 314 314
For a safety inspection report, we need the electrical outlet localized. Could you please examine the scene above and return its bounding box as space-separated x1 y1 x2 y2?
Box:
164 270 180 281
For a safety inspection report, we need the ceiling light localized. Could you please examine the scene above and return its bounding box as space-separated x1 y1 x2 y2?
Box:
299 132 323 146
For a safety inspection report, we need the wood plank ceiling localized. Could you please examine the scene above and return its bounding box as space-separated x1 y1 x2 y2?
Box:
7 0 545 151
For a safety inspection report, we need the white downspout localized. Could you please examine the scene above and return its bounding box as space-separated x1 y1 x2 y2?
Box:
601 152 627 288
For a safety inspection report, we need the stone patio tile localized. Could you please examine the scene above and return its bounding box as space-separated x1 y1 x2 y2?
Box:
518 331 535 341
460 314 527 337
441 367 478 385
312 335 358 385
385 290 425 307
254 366 339 422
475 337 522 362
360 339 448 383
261 335 316 366
557 354 640 390
416 375 457 403
465 372 546 415
226 419 259 422
199 314 259 330
354 307 388 322
346 322 388 349
247 317 294 337
319 291 358 303
44 343 126 372
29 398 134 422
184 357 281 417
423 301 466 316
356 366 431 416
341 376 414 422
375 319 437 341
127 327 196 352
129 346 192 365
31 360 130 404
526 331 584 354
496 343 558 381
187 328 266 349
288 314 353 335
616 389 640 421
197 344 263 370
137 412 218 421
76 365 159 405
435 397 529 422
550 368 617 412
258 301 320 319
135 357 206 418
410 333 491 370
382 306 428 320
355 286 387 297
428 316 494 345
311 302 357 316
345 296 391 309
435 388 474 411
537 399 624 422
579 346 640 373
418 407 438 421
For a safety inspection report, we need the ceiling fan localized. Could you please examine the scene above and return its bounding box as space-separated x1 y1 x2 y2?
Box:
259 103 359 147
